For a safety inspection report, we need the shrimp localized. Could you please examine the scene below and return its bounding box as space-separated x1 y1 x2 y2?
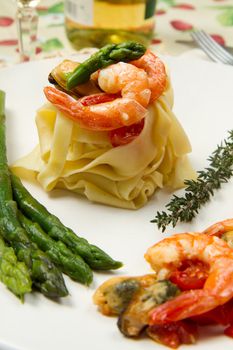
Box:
97 61 151 107
203 218 233 249
130 50 167 102
203 218 233 237
45 51 166 131
144 232 233 325
44 86 147 131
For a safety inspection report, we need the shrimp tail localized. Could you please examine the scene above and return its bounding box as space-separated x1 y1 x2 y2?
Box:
44 86 79 115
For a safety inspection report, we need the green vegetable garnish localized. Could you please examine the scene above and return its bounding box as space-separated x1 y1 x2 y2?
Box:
66 41 146 89
152 130 233 232
0 90 68 298
10 172 123 271
0 236 31 300
19 212 93 285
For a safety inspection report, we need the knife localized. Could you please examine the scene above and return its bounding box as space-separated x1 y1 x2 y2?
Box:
176 40 233 55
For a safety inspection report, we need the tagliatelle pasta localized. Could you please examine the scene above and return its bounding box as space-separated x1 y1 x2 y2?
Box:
11 77 196 209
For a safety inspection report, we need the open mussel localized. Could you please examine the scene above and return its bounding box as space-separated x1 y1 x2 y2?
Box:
48 59 101 97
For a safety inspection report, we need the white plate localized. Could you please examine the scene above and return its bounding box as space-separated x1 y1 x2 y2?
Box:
0 55 233 350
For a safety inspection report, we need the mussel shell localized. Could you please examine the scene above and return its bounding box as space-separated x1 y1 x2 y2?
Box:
118 280 180 337
49 59 101 97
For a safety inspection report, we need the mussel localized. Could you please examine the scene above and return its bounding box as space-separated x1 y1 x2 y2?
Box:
94 274 180 338
117 279 180 337
48 59 101 97
93 275 143 316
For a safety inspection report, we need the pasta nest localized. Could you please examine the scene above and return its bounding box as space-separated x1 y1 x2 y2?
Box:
12 78 195 209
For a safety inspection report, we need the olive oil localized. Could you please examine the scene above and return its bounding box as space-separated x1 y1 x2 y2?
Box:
65 0 156 49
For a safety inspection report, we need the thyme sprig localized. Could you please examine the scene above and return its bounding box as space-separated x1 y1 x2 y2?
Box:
151 130 233 232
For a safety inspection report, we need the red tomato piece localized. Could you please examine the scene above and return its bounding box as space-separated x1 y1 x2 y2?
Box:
78 93 144 146
80 93 119 106
193 298 233 326
169 260 209 291
224 324 233 338
148 320 197 348
109 119 145 147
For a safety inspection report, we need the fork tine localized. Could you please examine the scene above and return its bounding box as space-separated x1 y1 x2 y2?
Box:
199 34 230 64
191 31 227 63
198 31 233 64
191 31 233 65
200 31 233 62
191 32 228 64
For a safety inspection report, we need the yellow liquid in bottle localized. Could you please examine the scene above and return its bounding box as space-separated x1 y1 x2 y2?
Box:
65 0 156 49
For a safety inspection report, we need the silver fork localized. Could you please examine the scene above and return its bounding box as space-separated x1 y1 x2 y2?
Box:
191 30 233 65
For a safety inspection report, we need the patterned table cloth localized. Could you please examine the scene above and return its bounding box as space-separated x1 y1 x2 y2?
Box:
0 0 233 67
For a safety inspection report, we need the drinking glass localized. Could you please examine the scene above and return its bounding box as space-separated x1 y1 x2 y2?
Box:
14 0 40 62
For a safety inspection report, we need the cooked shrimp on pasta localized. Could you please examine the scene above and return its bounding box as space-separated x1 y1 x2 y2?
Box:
12 47 195 209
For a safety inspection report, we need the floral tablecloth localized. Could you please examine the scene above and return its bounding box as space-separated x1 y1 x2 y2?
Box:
0 0 233 67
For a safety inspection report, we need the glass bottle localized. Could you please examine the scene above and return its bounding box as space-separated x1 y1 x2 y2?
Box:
64 0 156 49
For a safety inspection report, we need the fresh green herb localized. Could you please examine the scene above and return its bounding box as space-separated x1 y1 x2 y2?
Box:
151 130 233 232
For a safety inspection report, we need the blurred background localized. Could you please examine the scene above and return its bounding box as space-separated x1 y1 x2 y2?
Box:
0 0 233 66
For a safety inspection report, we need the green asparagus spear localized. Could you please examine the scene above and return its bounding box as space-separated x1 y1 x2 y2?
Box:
0 235 31 300
18 212 93 285
10 173 123 270
66 41 146 89
0 90 68 298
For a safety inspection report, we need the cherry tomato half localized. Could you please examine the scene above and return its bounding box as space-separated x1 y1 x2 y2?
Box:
193 298 233 327
169 260 209 291
109 119 145 147
224 324 233 338
148 320 197 348
79 93 145 147
80 93 119 106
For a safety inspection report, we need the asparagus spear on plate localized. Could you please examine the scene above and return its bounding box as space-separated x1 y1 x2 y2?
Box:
66 41 146 89
0 235 31 300
18 212 93 285
10 172 123 271
0 90 68 298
